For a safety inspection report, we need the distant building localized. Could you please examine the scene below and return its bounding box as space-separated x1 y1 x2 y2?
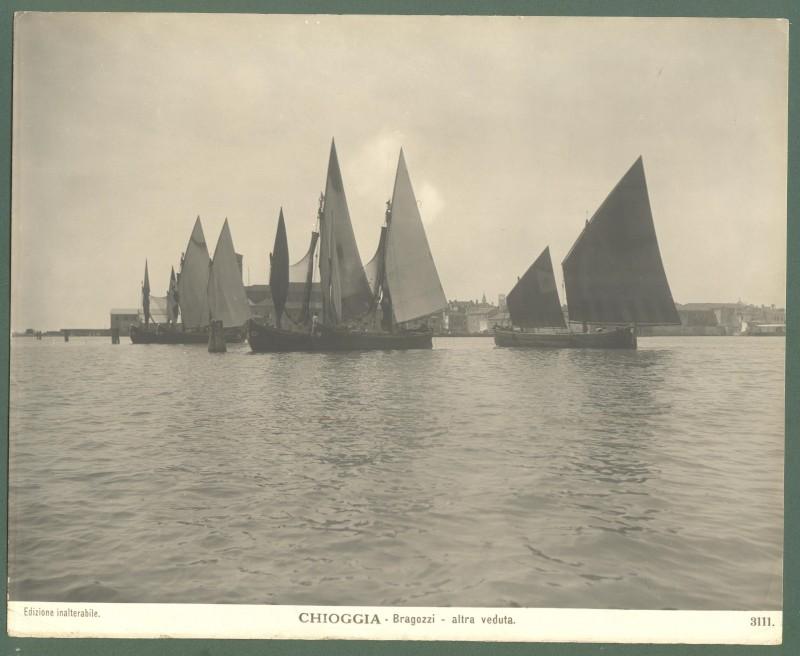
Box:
446 303 469 334
488 307 510 329
466 302 496 334
110 309 140 336
743 322 785 336
678 307 719 328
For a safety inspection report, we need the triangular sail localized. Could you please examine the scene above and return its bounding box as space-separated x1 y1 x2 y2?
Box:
269 209 290 328
507 247 566 329
177 217 211 329
562 157 680 325
208 219 250 328
384 149 447 324
318 140 373 324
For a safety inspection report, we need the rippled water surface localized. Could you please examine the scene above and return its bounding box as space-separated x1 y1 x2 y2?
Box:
8 336 784 609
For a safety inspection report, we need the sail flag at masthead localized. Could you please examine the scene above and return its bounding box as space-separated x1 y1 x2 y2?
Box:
177 217 211 329
166 267 179 324
562 157 680 326
142 260 151 326
319 140 373 325
269 208 290 329
208 219 251 328
384 149 447 324
507 246 566 329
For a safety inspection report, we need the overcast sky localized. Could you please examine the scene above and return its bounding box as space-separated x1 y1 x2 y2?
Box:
11 13 788 330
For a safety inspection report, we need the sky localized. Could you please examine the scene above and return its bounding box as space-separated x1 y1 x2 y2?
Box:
11 13 788 330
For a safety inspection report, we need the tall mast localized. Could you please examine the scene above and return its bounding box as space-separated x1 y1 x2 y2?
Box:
318 189 331 326
380 199 393 331
302 194 323 324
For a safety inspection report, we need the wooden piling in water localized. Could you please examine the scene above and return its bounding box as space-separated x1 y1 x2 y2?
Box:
111 328 120 344
63 330 70 342
208 320 226 353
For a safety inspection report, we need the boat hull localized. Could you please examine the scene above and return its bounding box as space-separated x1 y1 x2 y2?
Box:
129 325 245 345
494 327 637 349
247 321 314 352
247 320 433 352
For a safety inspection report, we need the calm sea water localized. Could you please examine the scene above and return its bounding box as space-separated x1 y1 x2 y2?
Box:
8 336 784 609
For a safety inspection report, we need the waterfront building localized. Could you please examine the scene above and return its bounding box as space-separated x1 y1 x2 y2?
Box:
110 309 140 336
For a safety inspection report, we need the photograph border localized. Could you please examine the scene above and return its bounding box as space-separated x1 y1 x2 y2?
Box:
1 0 796 654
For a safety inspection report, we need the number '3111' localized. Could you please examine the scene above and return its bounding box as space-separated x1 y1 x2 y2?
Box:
750 616 772 627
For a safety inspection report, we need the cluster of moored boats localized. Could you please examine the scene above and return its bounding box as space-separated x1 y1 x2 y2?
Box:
131 141 679 352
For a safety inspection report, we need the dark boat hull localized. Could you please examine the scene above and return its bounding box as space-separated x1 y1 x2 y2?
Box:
247 320 433 352
247 322 314 352
129 325 245 345
494 327 637 349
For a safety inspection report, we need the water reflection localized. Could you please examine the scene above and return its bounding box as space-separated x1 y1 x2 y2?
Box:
8 337 784 609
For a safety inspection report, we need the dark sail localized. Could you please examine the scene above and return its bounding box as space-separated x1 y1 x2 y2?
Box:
142 260 151 326
269 208 290 329
167 266 179 324
507 246 566 328
562 157 680 325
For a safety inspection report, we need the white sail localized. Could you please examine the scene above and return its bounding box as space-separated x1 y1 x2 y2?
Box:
289 232 320 284
208 219 250 328
148 295 169 323
385 150 447 323
363 226 387 297
318 140 373 324
177 217 211 328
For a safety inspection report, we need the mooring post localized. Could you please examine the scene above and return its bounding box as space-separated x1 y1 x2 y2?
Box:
208 319 226 353
63 330 70 342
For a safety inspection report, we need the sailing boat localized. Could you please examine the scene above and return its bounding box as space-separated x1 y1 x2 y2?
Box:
248 140 446 352
207 218 251 342
130 217 247 344
247 207 319 351
494 157 679 349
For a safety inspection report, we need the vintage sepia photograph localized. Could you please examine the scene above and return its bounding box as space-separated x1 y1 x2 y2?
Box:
6 11 787 643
